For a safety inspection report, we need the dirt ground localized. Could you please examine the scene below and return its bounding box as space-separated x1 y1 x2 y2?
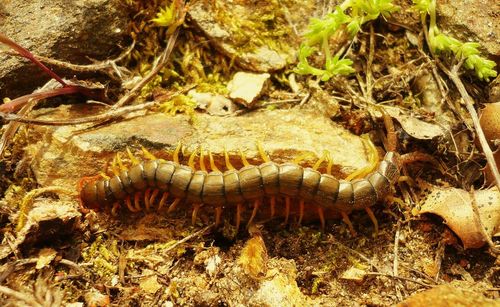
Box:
0 0 499 306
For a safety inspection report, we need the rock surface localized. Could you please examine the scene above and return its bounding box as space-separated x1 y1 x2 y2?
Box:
26 106 371 192
437 0 500 63
0 0 129 98
188 0 317 72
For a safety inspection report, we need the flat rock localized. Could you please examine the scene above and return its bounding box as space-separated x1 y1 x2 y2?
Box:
26 105 370 194
437 0 499 63
0 0 129 98
188 1 317 72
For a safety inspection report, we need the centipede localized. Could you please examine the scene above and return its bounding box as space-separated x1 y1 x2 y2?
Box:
80 115 403 235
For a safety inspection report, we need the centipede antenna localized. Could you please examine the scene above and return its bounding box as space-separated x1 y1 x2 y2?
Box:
208 150 220 172
215 206 222 227
326 151 333 175
298 200 305 225
134 192 142 211
247 199 261 228
111 203 120 216
126 147 140 165
317 207 325 231
224 146 235 170
167 198 181 213
149 189 160 208
188 148 198 169
365 207 379 236
144 188 152 211
269 197 276 218
341 212 357 237
239 148 251 167
383 112 397 152
236 203 243 231
192 203 201 225
157 192 169 210
256 141 271 162
173 142 182 164
141 146 157 160
199 146 207 172
284 197 291 225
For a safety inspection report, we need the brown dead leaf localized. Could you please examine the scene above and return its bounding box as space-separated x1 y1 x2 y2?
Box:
238 230 268 279
419 182 500 249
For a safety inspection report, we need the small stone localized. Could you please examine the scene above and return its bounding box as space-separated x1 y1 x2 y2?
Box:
228 72 270 107
139 272 162 294
340 266 367 283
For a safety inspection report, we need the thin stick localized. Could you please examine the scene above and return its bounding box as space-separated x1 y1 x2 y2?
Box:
162 224 213 254
365 272 433 288
112 28 180 109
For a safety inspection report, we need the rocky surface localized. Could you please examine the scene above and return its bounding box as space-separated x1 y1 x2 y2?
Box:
437 0 500 63
26 105 371 192
188 0 318 72
0 0 129 98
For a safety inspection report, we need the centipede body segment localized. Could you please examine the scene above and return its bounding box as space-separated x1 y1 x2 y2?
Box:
80 143 402 232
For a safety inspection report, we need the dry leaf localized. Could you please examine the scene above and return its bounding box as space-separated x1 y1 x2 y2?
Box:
36 248 57 269
419 182 500 249
238 234 268 279
340 266 367 283
139 271 162 294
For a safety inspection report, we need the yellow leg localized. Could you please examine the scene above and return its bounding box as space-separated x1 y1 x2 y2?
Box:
111 154 121 176
192 203 201 225
313 150 328 171
293 152 316 164
341 211 357 237
345 137 378 181
188 147 198 170
365 207 379 237
126 147 140 165
270 197 276 218
317 207 325 231
256 141 270 162
239 148 251 167
158 192 169 210
134 192 142 211
168 198 181 213
236 203 243 231
247 199 260 227
173 142 182 164
298 200 305 225
326 151 333 175
224 146 235 170
215 206 222 227
208 150 220 172
199 146 207 172
141 146 157 160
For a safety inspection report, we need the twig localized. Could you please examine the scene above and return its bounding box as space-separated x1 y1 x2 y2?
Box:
393 221 402 301
365 272 433 288
468 187 500 254
0 85 194 126
440 62 500 191
112 26 180 109
162 224 214 254
0 285 43 307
